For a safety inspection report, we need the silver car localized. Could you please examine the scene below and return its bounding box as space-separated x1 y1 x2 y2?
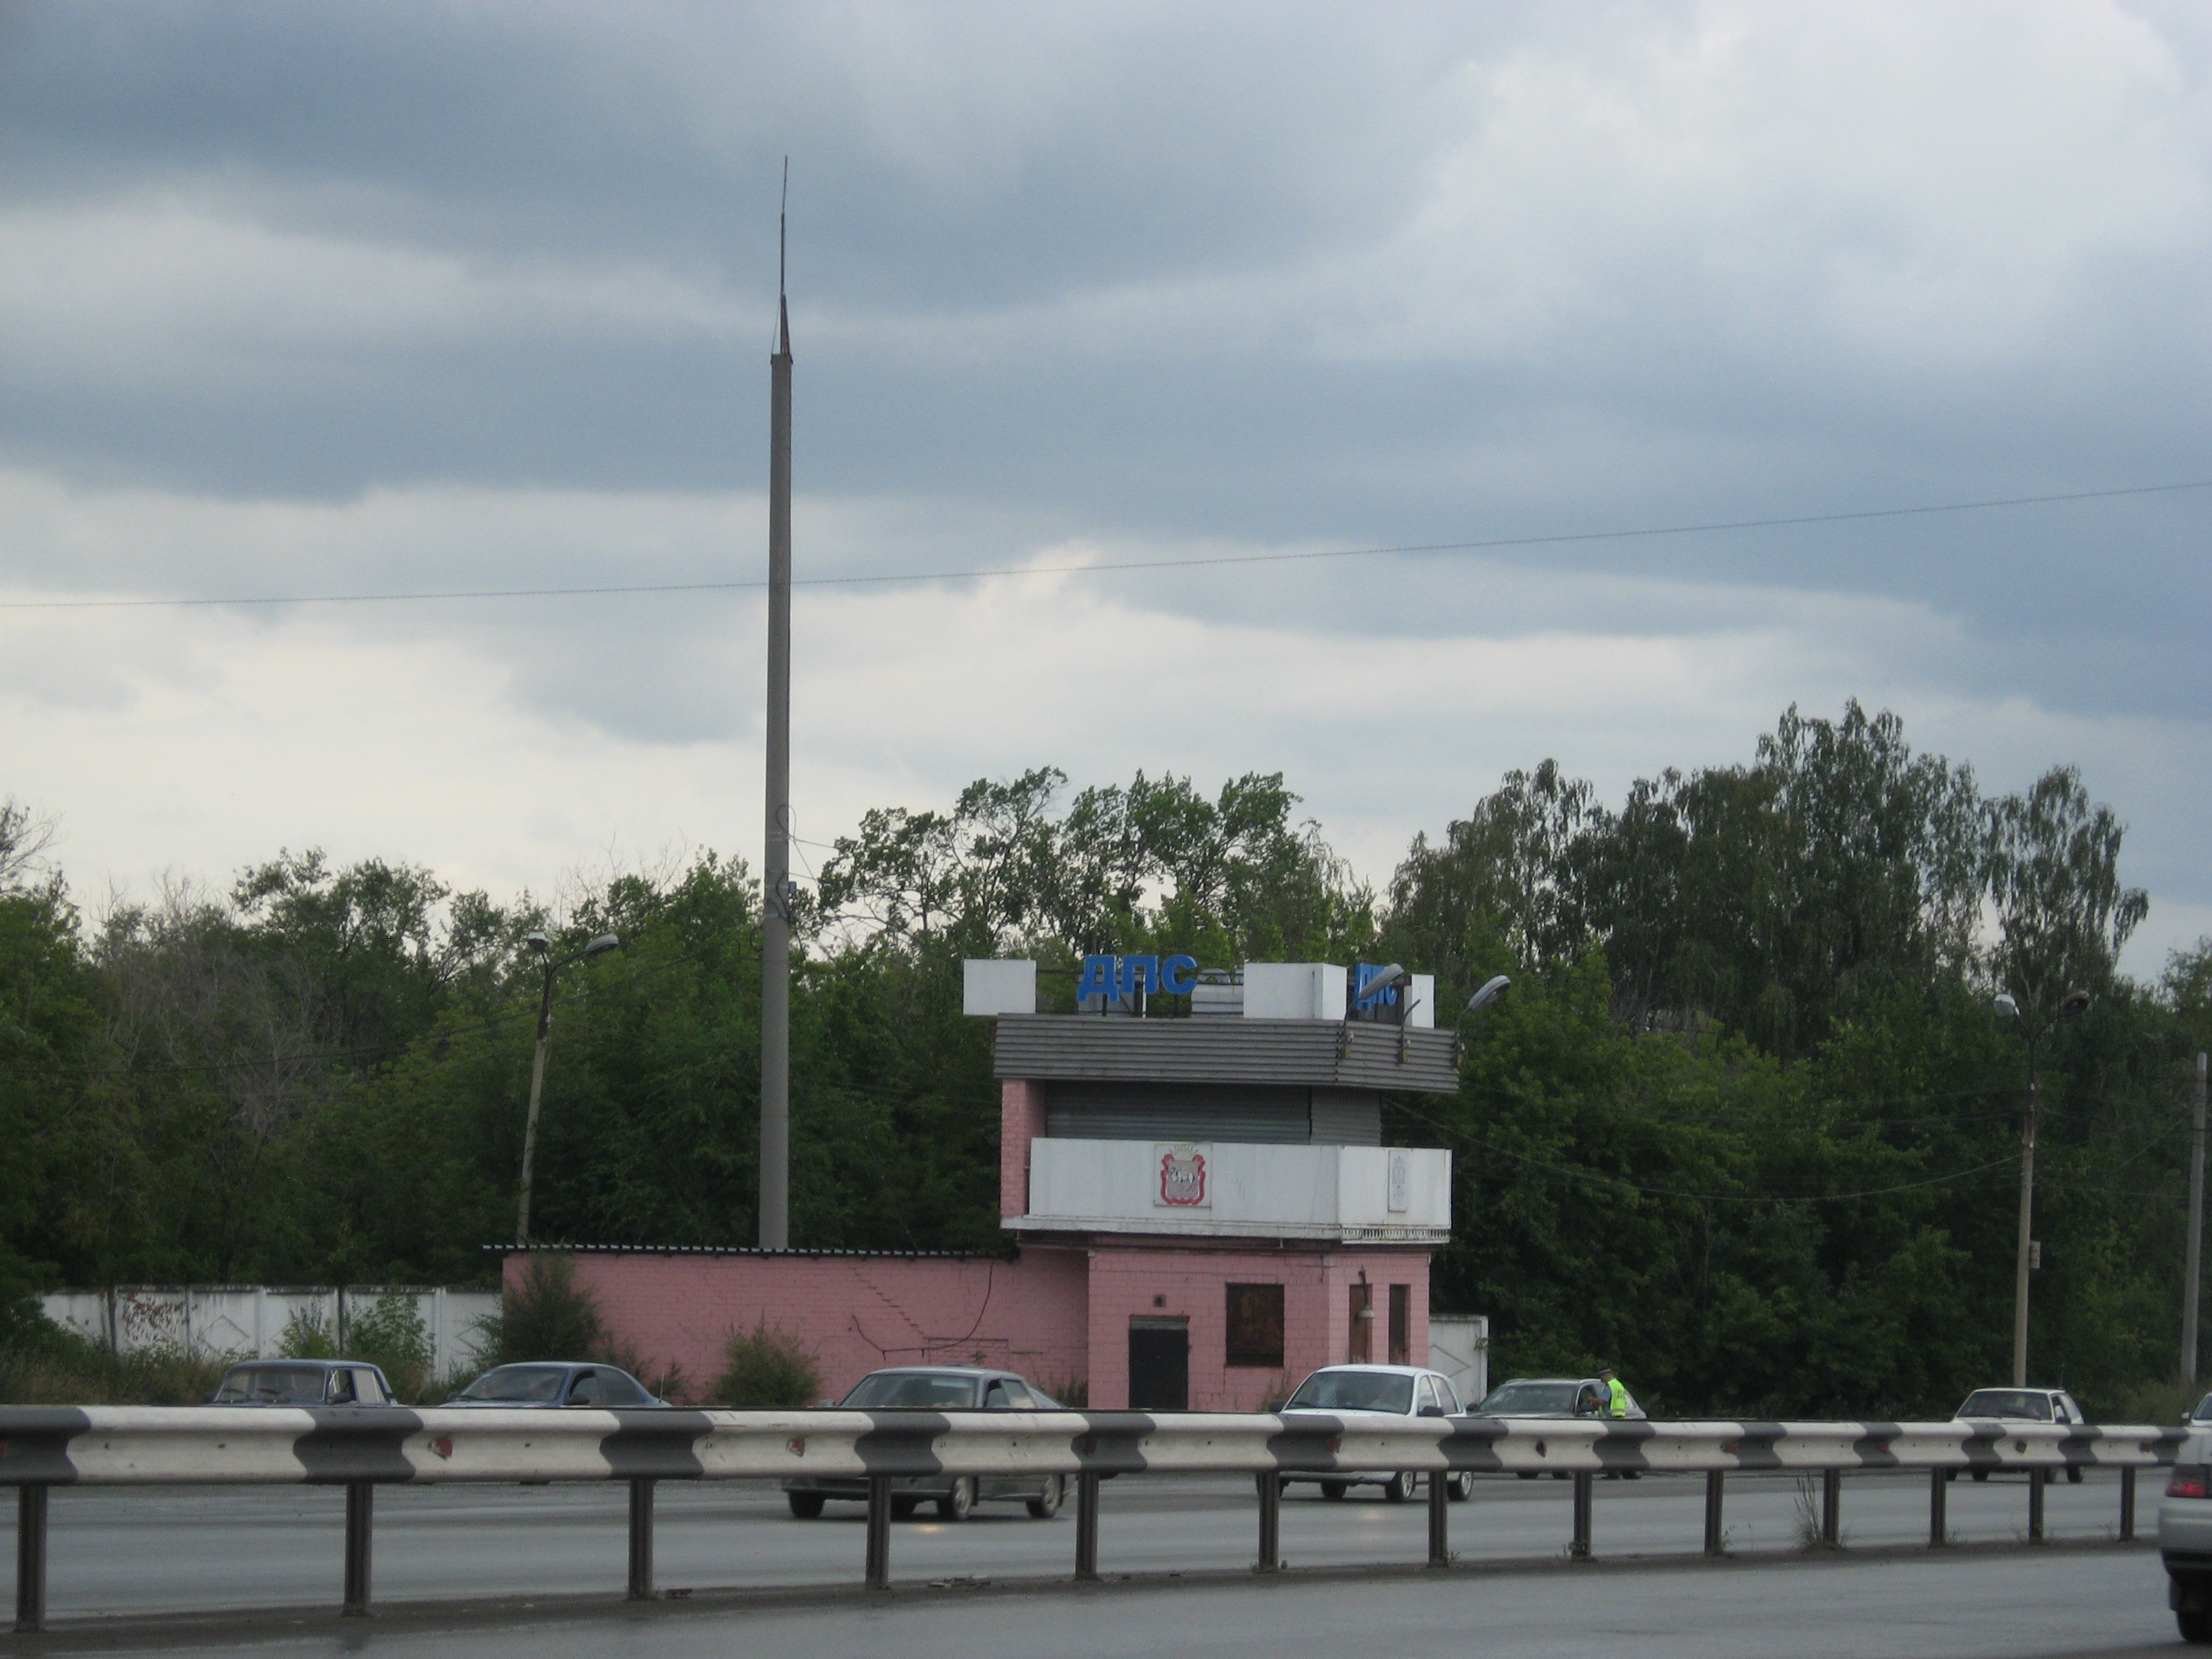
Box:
783 1366 1066 1521
2159 1430 2212 1643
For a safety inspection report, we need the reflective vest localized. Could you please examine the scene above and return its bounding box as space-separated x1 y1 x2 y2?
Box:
1605 1378 1630 1416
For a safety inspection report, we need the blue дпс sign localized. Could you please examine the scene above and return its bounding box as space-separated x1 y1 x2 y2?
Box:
1076 953 1200 1002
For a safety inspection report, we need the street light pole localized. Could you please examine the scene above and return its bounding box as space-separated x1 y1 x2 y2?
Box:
2186 1051 2208 1387
515 931 620 1243
1997 988 2087 1389
2011 1048 2038 1389
760 173 794 1253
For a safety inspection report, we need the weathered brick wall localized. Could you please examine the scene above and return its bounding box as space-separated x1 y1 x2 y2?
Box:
999 1079 1046 1220
513 1246 1092 1405
1082 1242 1431 1411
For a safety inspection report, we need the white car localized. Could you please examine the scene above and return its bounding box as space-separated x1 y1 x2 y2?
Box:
2159 1429 2212 1643
1277 1364 1473 1503
1952 1387 2088 1483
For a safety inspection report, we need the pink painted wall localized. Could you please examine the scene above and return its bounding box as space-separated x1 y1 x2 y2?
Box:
1082 1242 1431 1412
518 1247 1090 1406
999 1079 1046 1220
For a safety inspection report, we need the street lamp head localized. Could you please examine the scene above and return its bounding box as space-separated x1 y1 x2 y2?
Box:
524 930 549 954
584 932 621 958
2059 989 2091 1018
1465 974 1512 1015
1994 992 2020 1019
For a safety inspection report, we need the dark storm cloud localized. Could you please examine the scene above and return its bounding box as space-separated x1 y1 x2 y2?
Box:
0 0 2207 904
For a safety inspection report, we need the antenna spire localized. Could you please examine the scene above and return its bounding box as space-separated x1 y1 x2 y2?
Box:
777 157 790 355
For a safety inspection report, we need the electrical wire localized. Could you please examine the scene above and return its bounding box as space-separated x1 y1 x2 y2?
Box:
4 480 2204 611
1390 1097 2026 1204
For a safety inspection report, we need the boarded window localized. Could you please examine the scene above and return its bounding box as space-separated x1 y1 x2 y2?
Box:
1226 1283 1285 1368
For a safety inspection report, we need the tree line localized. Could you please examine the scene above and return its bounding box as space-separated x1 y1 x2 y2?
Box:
3 703 2208 1416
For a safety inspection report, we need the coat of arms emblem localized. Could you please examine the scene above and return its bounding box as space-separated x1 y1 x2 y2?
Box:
1156 1143 1209 1208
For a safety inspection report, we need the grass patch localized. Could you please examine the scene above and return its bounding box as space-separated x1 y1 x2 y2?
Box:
0 1322 228 1406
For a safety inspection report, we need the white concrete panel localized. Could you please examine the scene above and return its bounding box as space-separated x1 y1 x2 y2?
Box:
1020 1138 1449 1240
1407 975 1435 1028
963 957 1038 1016
1241 962 1349 1020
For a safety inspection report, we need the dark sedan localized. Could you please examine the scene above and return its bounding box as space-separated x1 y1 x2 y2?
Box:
442 1362 669 1408
208 1359 397 1406
784 1365 1065 1521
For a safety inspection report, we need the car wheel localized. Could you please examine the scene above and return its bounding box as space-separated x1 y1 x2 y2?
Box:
1382 1473 1411 1503
1321 1480 1349 1501
2066 1467 2083 1485
787 1492 825 1519
1027 1475 1063 1519
2179 1608 2212 1645
938 1475 975 1521
1516 1472 1539 1482
1971 1470 1988 1483
1447 1473 1473 1502
891 1496 920 1519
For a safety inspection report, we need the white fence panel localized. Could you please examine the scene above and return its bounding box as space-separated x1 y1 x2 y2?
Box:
40 1285 501 1375
1429 1313 1489 1405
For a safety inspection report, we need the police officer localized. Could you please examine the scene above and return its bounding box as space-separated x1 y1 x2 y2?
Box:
1597 1367 1631 1417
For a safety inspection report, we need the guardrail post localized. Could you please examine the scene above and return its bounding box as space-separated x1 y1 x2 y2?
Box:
1703 1470 1725 1556
1820 1469 1840 1547
14 1485 49 1635
1929 1469 1948 1546
342 1481 373 1617
1570 1470 1593 1559
2121 1466 2137 1541
1074 1471 1101 1581
627 1477 655 1601
1254 1472 1281 1573
1426 1471 1450 1567
865 1475 892 1590
2027 1467 2046 1543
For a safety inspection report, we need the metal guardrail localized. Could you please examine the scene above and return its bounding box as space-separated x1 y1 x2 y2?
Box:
1 1406 2186 1632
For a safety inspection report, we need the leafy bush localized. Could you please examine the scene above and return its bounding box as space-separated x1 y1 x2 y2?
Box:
711 1321 822 1408
2103 1375 2204 1427
1034 1374 1089 1408
474 1254 606 1368
279 1305 339 1359
349 1294 436 1401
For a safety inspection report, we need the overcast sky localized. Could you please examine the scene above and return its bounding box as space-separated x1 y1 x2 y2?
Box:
1 1 2206 973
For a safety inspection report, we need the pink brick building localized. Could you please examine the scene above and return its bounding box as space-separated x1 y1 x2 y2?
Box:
516 960 1460 1411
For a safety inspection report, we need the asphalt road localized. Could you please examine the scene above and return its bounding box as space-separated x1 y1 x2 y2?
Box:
1 1467 2157 1626
4 1541 2182 1659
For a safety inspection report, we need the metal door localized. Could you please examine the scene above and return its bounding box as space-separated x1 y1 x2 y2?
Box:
1128 1318 1189 1410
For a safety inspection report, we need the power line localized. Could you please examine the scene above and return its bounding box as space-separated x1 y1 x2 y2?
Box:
4 479 2204 613
1395 1097 2026 1204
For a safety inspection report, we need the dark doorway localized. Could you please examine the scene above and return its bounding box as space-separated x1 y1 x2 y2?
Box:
1348 1281 1372 1364
1128 1318 1189 1409
1388 1283 1411 1366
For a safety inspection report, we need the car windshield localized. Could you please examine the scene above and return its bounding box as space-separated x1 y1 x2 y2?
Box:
1285 1371 1415 1414
840 1372 980 1409
212 1365 328 1403
2197 1394 2212 1421
1956 1390 2051 1421
458 1365 570 1403
1475 1381 1583 1415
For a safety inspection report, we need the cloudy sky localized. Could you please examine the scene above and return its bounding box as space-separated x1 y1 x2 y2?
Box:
1 1 2206 971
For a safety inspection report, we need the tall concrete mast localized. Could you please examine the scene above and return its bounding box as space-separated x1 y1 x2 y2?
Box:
760 171 793 1251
